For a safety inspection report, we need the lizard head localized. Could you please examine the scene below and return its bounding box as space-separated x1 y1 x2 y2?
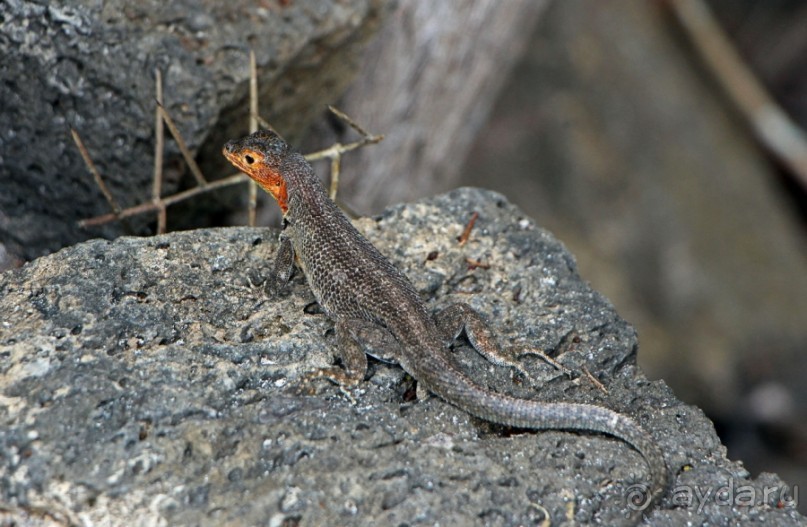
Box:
223 129 290 213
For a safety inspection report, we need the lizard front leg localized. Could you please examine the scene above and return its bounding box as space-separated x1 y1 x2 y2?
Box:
266 233 295 296
305 318 401 387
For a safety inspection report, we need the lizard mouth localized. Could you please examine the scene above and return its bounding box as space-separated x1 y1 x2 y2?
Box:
222 142 289 213
222 143 259 176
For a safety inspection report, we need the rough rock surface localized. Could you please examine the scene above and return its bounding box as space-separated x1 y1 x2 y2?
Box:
0 0 386 262
0 189 802 526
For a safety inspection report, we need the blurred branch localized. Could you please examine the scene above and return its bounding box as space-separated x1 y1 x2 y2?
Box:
669 0 807 191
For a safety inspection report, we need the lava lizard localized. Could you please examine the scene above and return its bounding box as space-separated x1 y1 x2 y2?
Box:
223 129 669 516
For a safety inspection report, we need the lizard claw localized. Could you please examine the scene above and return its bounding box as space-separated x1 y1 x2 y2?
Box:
296 367 362 404
263 273 292 299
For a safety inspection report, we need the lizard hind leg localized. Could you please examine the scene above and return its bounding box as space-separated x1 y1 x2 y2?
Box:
434 303 529 379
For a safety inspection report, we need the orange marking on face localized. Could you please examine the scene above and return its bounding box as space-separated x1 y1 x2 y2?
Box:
222 146 289 213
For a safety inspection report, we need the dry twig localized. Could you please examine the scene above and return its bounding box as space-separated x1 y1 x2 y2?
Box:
76 57 382 230
582 366 608 394
517 347 571 375
247 49 259 226
465 257 490 271
79 173 251 227
457 211 479 246
153 69 166 233
306 105 384 201
70 129 122 216
156 102 207 187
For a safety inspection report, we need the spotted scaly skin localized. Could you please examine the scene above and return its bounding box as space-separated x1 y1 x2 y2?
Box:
223 129 669 519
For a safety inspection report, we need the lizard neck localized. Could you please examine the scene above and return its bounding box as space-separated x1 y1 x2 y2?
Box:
281 152 332 221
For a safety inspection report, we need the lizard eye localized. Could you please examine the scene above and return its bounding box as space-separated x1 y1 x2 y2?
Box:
244 154 255 165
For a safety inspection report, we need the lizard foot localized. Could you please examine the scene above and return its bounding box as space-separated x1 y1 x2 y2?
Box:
297 367 362 404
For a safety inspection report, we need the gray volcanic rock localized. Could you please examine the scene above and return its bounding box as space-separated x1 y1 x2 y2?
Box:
0 189 803 526
0 0 386 263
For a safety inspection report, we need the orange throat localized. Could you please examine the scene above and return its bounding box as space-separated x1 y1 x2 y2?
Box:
223 150 289 213
252 168 289 213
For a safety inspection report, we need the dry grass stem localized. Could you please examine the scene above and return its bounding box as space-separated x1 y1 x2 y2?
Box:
71 128 122 215
327 104 370 137
157 102 207 186
458 211 479 246
303 132 384 163
156 204 167 234
153 69 166 233
247 49 259 226
251 113 275 132
77 57 382 230
153 70 164 202
329 156 340 200
79 173 250 228
582 366 608 394
305 107 384 200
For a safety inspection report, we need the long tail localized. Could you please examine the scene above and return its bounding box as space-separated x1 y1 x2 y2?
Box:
404 347 669 511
